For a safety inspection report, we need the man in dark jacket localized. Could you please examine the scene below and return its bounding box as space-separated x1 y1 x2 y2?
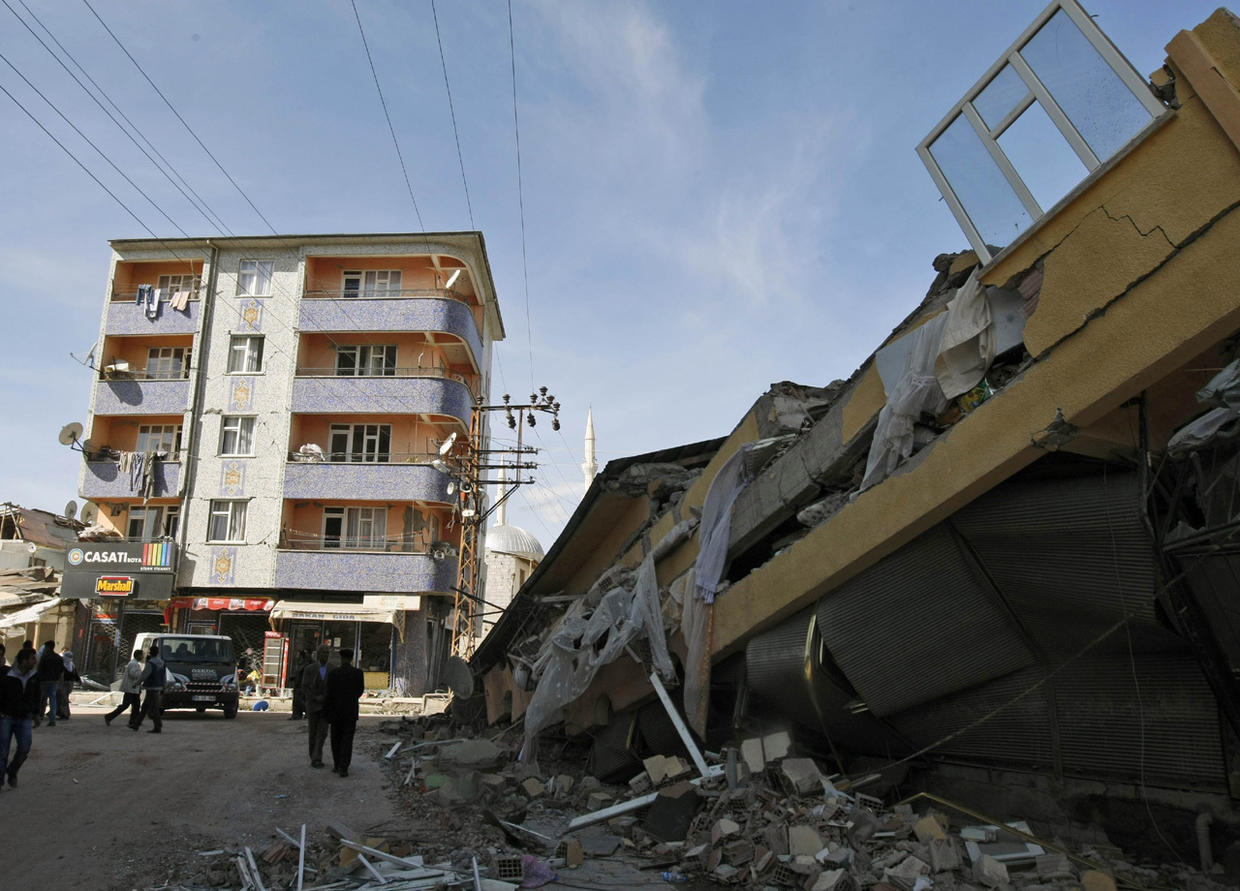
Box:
324 648 365 777
35 640 63 727
1 647 40 788
288 649 310 720
130 645 166 733
300 645 331 768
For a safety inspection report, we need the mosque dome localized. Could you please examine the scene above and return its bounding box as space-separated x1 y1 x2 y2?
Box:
485 523 544 561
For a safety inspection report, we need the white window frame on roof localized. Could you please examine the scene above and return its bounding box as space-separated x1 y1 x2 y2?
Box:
917 0 1167 264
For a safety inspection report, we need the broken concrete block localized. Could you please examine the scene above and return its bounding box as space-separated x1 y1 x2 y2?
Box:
884 854 929 891
578 775 602 793
563 838 584 869
788 825 825 857
586 791 612 811
974 853 1009 888
1035 852 1074 879
553 774 574 797
1081 870 1117 891
521 777 545 798
740 737 766 774
764 731 792 760
438 738 502 768
712 863 741 882
780 758 825 796
809 868 856 891
711 818 742 846
913 815 947 843
816 845 852 868
928 838 961 872
325 822 359 842
628 771 654 795
723 838 755 866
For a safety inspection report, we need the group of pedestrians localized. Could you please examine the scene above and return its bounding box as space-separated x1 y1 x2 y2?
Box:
103 645 167 732
301 645 365 777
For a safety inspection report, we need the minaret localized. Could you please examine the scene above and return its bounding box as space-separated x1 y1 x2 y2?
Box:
582 408 597 492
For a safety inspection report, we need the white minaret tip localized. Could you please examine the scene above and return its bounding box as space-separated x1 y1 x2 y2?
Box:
496 464 508 527
582 407 597 492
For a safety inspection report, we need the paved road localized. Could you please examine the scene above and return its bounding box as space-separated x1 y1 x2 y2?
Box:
2 700 403 890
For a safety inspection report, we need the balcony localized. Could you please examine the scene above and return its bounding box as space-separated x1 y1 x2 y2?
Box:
291 374 473 420
297 294 482 361
82 459 180 500
93 378 190 415
273 548 458 595
283 461 451 502
105 297 199 335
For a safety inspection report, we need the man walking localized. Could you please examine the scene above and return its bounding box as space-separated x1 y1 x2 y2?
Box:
301 645 330 768
130 644 166 733
105 649 144 727
1 647 40 789
34 641 63 727
324 648 365 777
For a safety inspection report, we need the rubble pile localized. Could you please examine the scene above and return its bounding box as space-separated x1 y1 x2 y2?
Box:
162 717 1233 890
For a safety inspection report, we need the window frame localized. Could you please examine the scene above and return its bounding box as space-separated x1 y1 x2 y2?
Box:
219 415 256 457
341 269 402 298
137 424 182 456
227 334 265 374
207 500 247 543
328 423 391 463
127 505 180 541
156 273 201 296
236 259 274 297
334 344 397 377
145 346 191 380
916 0 1166 263
322 505 387 550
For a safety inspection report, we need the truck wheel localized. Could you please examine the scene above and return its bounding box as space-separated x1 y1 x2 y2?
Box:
223 703 238 719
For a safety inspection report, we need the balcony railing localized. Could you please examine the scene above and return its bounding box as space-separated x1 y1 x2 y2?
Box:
279 530 455 554
295 366 473 388
302 287 472 306
273 546 459 594
111 288 202 303
99 367 191 382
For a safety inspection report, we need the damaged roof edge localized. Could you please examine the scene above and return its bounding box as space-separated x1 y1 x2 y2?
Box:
471 436 726 671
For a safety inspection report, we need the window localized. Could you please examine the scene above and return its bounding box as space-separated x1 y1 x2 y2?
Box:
126 505 179 541
237 260 273 296
137 424 182 455
918 0 1165 262
145 347 191 380
156 273 201 295
227 335 265 373
323 506 387 550
220 416 256 456
335 345 397 377
207 500 247 542
328 423 391 463
341 270 402 298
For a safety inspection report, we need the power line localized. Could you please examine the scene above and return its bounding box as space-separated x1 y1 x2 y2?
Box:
431 0 474 229
0 49 190 237
81 0 279 235
16 0 232 235
1 0 231 236
507 0 535 392
350 0 427 232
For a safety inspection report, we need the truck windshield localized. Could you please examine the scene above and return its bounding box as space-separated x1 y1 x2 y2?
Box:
159 638 234 662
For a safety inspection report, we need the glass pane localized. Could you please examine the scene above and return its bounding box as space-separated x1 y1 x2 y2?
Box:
929 114 1032 251
998 101 1088 214
1021 9 1153 162
973 64 1029 132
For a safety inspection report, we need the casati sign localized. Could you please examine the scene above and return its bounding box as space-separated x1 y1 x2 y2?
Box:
63 541 178 600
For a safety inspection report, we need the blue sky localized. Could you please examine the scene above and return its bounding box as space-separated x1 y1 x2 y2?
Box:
0 0 1220 549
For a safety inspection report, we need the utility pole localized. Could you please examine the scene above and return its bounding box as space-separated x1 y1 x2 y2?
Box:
437 387 560 659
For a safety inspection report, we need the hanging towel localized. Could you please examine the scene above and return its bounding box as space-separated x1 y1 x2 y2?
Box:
170 290 190 311
129 453 145 493
140 450 158 501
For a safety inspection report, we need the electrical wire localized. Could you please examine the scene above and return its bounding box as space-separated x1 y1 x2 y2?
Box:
2 0 231 236
81 0 278 234
431 0 474 229
0 49 190 237
349 0 426 232
506 0 536 392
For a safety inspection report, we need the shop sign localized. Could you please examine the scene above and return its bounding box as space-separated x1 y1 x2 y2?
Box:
95 576 135 597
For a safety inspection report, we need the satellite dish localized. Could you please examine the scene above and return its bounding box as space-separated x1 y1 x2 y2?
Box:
26 542 38 555
443 656 474 696
64 500 78 521
80 502 100 526
58 422 84 446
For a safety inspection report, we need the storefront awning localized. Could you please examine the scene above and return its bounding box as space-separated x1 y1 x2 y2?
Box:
170 597 275 613
270 595 421 625
0 596 64 629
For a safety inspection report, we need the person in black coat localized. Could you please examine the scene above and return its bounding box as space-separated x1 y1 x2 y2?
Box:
300 645 331 768
34 641 63 727
323 648 365 777
1 647 41 787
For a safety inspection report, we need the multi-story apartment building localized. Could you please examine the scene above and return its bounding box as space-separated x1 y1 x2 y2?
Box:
66 233 504 693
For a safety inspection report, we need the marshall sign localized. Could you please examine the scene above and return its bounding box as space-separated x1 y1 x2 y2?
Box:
62 541 179 600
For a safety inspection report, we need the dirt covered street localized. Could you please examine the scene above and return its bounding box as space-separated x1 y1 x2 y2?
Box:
4 701 402 890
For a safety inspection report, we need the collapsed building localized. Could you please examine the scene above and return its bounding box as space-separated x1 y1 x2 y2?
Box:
471 2 1240 865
